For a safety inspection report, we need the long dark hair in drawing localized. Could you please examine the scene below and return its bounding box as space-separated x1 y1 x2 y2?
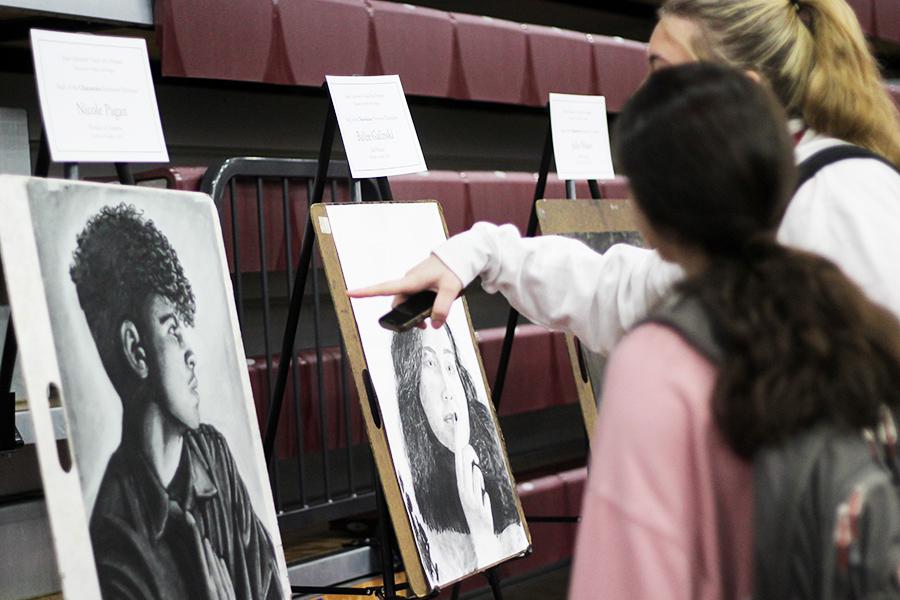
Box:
392 324 518 536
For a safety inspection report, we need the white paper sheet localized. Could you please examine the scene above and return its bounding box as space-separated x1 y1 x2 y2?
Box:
30 29 169 163
326 75 427 178
549 92 615 181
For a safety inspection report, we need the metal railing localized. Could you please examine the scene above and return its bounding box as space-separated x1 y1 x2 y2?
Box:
200 157 378 531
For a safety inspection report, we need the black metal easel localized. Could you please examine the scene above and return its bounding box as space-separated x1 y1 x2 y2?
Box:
261 87 405 600
490 117 604 415
264 85 509 600
0 128 135 453
484 112 608 539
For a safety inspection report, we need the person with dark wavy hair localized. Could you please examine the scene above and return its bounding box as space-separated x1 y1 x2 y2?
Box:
563 64 900 599
71 203 283 600
391 324 520 579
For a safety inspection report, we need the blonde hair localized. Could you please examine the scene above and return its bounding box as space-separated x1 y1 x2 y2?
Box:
660 0 900 167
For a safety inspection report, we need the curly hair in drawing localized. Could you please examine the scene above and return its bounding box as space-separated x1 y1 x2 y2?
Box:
70 203 196 393
392 324 518 536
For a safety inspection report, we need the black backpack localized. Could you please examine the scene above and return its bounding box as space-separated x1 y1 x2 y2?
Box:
796 145 900 190
644 294 900 600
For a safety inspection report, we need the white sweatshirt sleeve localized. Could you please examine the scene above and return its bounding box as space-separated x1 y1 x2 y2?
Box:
432 222 682 354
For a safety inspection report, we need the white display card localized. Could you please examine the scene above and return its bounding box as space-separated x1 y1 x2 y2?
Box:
30 29 169 163
326 75 427 178
549 92 615 181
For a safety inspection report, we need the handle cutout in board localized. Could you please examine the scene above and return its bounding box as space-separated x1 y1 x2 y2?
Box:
573 337 589 383
48 383 72 473
362 369 382 429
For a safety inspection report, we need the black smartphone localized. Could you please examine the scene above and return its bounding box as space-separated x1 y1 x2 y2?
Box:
378 290 437 332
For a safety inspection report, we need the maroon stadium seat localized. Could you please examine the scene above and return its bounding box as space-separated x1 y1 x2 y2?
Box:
216 180 308 274
600 177 631 199
847 0 875 35
524 24 594 105
515 474 577 559
545 173 593 200
217 175 348 275
544 176 631 201
873 0 900 43
247 324 578 457
558 467 588 515
464 171 536 233
592 35 649 112
369 1 456 98
390 171 470 236
452 12 529 104
477 325 578 416
278 0 372 86
131 167 635 272
134 166 207 191
155 0 652 110
157 0 275 82
248 349 365 459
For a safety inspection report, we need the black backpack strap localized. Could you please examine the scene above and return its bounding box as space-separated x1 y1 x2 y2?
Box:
638 294 724 365
796 145 900 191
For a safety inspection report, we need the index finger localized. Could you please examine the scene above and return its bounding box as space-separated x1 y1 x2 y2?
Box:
347 278 424 299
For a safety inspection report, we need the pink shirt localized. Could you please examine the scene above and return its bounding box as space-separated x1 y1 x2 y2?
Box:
569 324 753 600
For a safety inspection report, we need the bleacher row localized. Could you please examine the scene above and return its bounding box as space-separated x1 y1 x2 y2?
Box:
156 0 648 110
244 322 580 457
156 0 900 113
142 167 630 273
138 166 611 428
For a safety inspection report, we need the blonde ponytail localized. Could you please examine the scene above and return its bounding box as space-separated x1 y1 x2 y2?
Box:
660 0 900 167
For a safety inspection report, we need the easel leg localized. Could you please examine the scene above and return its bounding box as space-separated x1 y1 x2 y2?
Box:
450 582 461 600
447 568 504 600
491 124 552 411
263 217 315 463
0 319 16 399
115 163 135 185
264 98 337 464
0 319 21 452
375 479 397 597
483 569 504 600
33 126 50 178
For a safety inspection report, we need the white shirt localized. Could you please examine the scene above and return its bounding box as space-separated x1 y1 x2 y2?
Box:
433 130 900 354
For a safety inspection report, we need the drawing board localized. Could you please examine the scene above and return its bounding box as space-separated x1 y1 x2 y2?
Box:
312 201 530 596
536 198 645 437
0 176 290 599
